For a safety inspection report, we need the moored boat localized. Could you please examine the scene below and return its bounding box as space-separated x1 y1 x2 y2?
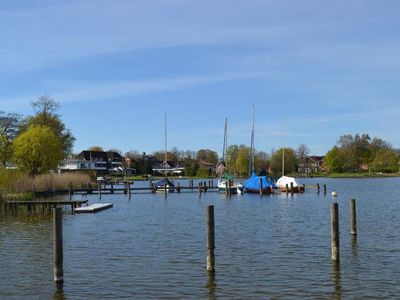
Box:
155 177 175 192
243 172 277 194
276 175 304 193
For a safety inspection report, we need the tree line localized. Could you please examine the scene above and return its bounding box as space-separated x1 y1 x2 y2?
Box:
1 96 399 179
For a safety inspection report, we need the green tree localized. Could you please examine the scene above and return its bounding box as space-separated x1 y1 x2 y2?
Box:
12 126 62 176
371 149 399 173
226 144 240 174
235 146 250 177
254 151 270 173
269 148 297 177
324 146 343 172
0 112 21 166
21 96 75 159
196 149 218 164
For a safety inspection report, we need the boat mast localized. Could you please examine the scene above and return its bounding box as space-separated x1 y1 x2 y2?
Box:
282 118 285 177
164 113 168 178
222 118 227 163
249 104 255 176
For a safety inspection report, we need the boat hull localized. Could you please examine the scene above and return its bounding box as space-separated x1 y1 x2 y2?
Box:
278 185 305 193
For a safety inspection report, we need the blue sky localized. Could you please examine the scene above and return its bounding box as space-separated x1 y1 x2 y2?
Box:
1 0 399 157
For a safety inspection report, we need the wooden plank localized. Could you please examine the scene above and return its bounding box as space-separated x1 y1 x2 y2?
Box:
74 203 113 213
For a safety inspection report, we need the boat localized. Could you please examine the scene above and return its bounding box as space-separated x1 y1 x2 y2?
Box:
217 118 240 194
156 113 175 193
243 105 276 194
276 119 304 193
276 175 304 193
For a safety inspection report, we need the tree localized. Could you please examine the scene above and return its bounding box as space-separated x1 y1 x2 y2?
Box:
371 149 399 173
324 146 343 172
226 144 240 174
12 126 62 176
88 146 104 152
269 148 297 177
196 149 218 164
254 151 270 173
235 146 250 177
296 144 310 160
0 112 21 166
21 96 75 159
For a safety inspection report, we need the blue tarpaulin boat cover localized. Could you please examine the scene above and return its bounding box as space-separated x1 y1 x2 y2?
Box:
244 172 277 191
156 178 175 187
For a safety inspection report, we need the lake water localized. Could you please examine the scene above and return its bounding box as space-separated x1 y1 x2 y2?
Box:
1 178 399 299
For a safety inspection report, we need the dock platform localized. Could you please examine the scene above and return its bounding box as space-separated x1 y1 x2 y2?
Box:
74 203 113 213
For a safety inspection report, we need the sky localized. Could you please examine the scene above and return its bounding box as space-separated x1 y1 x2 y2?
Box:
1 0 399 157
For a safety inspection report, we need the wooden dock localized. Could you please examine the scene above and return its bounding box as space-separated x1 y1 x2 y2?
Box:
4 199 89 214
74 203 113 213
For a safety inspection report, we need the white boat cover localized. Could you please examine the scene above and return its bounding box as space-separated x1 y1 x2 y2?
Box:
276 176 300 188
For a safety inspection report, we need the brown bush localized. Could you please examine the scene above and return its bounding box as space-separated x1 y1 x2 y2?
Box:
13 172 92 192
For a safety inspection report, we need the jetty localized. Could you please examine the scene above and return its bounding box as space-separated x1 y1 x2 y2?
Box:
74 203 113 213
4 199 88 214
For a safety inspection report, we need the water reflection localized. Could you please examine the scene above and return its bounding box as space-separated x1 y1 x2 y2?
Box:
351 235 358 256
54 283 65 300
206 272 217 300
331 261 342 300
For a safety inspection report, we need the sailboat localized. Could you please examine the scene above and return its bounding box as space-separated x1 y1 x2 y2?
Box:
156 113 175 192
217 118 240 194
276 119 304 193
243 105 276 194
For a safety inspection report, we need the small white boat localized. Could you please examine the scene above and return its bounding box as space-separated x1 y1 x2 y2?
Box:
276 176 304 193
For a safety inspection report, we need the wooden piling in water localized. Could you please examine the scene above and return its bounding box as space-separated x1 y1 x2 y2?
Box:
323 184 327 195
128 181 132 199
53 207 64 284
110 181 114 194
331 203 340 261
259 178 263 196
98 183 102 199
290 182 294 195
206 205 215 272
350 199 357 235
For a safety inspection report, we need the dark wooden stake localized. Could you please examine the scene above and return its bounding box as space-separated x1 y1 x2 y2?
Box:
350 199 357 235
98 183 102 199
53 207 64 284
317 183 320 194
290 182 294 195
206 205 215 272
323 184 327 195
259 178 263 196
331 203 340 261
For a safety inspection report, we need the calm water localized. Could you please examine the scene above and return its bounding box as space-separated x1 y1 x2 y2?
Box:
1 178 400 299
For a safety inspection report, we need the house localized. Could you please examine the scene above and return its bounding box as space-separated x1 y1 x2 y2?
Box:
297 156 325 174
59 150 130 175
151 160 185 175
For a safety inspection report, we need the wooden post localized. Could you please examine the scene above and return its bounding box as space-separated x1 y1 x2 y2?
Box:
285 184 289 195
228 180 232 196
128 181 132 199
323 184 327 195
177 182 181 193
259 178 263 196
225 181 229 196
68 182 73 200
110 181 114 194
331 203 340 261
317 183 320 194
290 182 294 195
53 207 64 284
199 182 202 195
98 183 102 199
350 199 357 235
206 205 215 272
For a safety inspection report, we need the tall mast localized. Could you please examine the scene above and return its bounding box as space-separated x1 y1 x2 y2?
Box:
249 104 255 176
164 113 168 178
223 118 228 162
282 118 285 177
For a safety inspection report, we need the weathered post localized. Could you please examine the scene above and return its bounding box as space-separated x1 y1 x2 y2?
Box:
206 205 215 272
350 199 357 235
228 180 232 196
290 182 294 195
286 184 289 195
98 183 102 199
323 184 327 195
110 181 114 194
225 181 229 196
128 181 132 199
199 182 202 195
177 182 181 193
124 181 128 194
53 207 64 284
259 178 263 196
317 183 320 194
331 203 340 261
68 182 72 200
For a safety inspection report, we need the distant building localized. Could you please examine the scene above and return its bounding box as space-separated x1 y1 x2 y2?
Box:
297 156 325 174
152 160 185 175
